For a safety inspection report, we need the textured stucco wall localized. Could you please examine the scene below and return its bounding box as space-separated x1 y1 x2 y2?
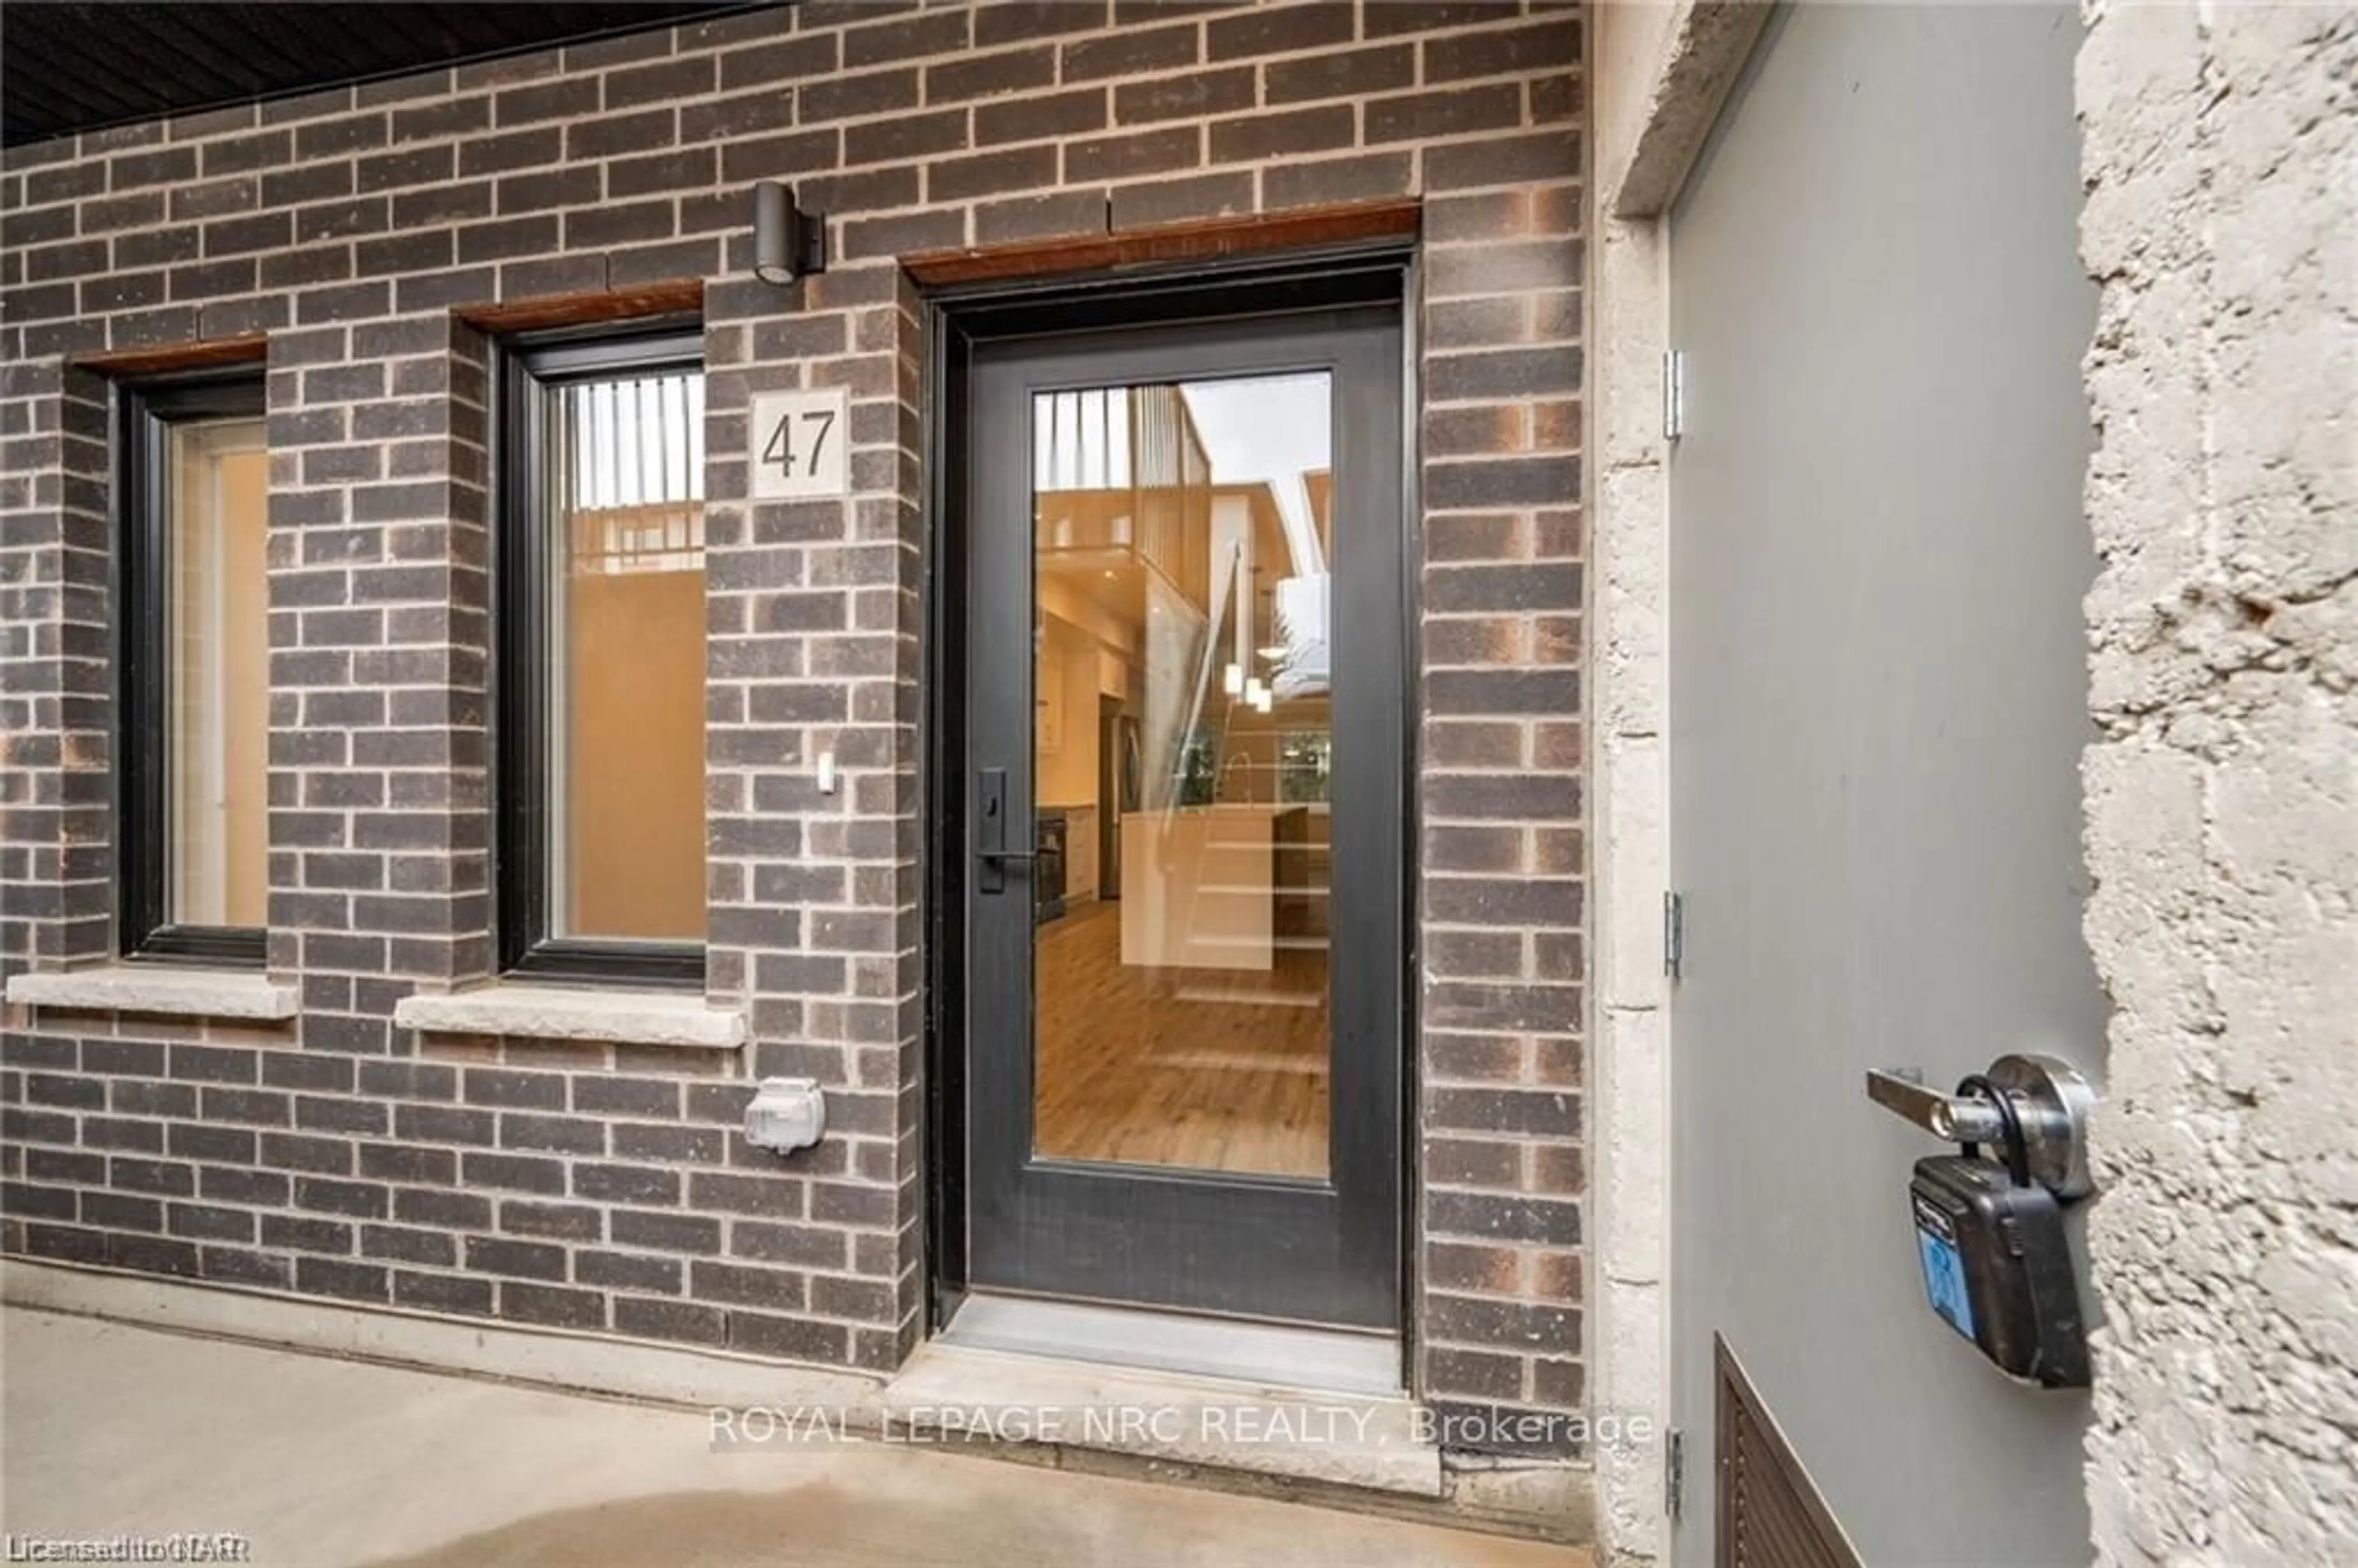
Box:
2076 2 2358 1562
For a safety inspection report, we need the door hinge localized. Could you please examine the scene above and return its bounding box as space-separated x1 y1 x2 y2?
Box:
1663 890 1686 982
1665 1426 1686 1521
1662 349 1686 443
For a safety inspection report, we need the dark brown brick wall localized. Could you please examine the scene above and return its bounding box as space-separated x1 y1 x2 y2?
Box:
1 0 1584 1449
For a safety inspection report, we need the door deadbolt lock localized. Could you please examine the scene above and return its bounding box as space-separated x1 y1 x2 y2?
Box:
1867 1054 2098 1389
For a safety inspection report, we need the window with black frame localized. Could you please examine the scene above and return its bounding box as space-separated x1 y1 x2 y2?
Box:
497 330 708 985
117 375 270 966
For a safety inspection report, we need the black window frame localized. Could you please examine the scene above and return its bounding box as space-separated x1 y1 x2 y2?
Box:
115 371 271 968
494 325 707 988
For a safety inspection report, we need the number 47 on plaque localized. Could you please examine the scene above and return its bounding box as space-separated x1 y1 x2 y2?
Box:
749 387 851 500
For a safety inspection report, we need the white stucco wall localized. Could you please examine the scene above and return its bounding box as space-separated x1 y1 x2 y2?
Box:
2076 3 2358 1562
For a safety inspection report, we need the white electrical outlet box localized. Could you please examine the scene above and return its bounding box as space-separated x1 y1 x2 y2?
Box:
744 1077 827 1154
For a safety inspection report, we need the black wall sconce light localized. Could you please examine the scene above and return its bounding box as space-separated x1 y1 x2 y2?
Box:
752 180 827 284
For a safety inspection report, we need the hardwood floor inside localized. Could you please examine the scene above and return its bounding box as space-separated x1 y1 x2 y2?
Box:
1032 901 1330 1177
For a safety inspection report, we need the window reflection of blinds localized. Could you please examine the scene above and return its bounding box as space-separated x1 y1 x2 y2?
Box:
556 370 705 575
1036 387 1129 491
1032 386 1207 492
564 372 704 508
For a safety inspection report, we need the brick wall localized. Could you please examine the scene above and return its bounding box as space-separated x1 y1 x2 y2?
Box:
1 0 1584 1450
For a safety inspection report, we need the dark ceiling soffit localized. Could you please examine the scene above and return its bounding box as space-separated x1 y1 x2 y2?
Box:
2 3 782 148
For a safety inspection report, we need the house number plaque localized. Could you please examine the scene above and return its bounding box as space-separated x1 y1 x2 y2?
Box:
749 386 851 500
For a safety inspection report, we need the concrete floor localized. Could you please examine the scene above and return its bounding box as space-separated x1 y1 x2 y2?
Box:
0 1308 1576 1567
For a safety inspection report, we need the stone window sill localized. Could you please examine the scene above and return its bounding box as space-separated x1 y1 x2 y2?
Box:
392 982 746 1050
4 964 298 1020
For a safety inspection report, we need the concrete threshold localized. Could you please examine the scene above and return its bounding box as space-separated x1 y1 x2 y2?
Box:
883 1340 1444 1497
940 1291 1403 1395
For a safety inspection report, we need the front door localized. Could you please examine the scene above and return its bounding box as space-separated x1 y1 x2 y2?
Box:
959 307 1404 1329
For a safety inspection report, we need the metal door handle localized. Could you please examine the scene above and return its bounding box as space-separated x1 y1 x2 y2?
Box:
975 766 1032 881
1866 1068 2010 1143
1866 1055 2097 1198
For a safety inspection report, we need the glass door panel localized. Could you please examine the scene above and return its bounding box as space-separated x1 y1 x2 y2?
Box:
1030 374 1336 1179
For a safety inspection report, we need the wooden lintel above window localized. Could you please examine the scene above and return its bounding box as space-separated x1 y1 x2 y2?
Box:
456 279 704 335
901 199 1422 288
76 333 268 378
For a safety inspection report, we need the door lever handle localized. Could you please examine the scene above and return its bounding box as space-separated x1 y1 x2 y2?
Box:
1866 1068 2009 1143
1866 1056 2098 1198
974 766 1035 882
